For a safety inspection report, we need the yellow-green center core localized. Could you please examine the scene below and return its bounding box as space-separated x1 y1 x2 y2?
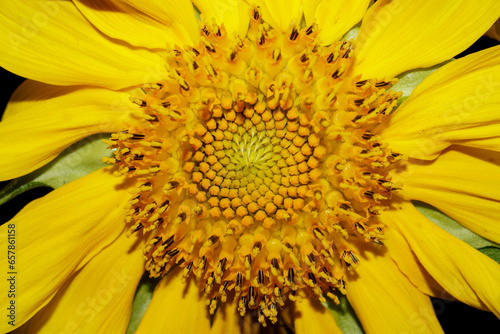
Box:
105 8 403 325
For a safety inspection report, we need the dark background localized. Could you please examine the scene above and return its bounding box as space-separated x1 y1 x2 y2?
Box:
1 36 499 332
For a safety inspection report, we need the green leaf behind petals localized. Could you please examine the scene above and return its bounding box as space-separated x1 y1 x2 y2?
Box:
478 247 500 265
325 295 365 334
343 25 360 41
0 134 111 205
393 60 453 104
413 201 499 249
126 274 159 334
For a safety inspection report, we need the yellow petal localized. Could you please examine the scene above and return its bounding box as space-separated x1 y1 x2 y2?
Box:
73 0 179 49
211 299 242 333
302 0 320 23
303 0 371 45
0 1 167 89
386 201 500 317
249 0 302 33
113 0 200 45
135 270 211 333
393 147 500 245
194 0 251 37
346 239 444 334
0 168 131 332
385 227 445 298
294 297 342 334
462 136 500 153
378 45 500 159
354 0 500 78
0 81 136 181
14 232 144 333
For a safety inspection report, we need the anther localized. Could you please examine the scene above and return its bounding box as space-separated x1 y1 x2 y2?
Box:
287 268 295 284
165 248 180 258
356 80 367 87
165 181 180 191
249 287 257 306
258 270 265 285
326 53 334 63
253 7 261 20
305 23 317 35
236 272 243 291
207 235 220 245
130 133 146 140
162 235 175 249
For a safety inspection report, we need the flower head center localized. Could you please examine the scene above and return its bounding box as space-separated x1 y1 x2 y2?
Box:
187 90 319 226
104 8 403 325
232 128 272 169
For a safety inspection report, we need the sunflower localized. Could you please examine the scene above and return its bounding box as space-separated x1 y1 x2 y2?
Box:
1 0 500 333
